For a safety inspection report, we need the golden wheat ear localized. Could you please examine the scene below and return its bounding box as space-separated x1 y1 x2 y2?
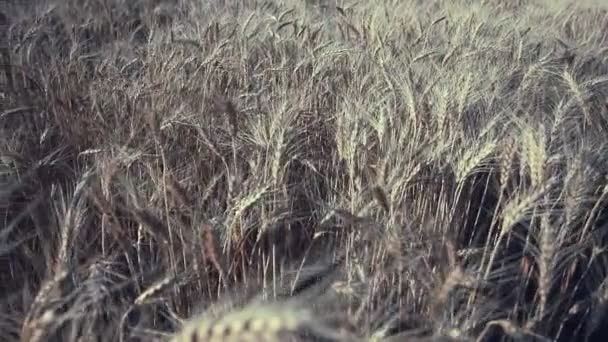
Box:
170 301 314 342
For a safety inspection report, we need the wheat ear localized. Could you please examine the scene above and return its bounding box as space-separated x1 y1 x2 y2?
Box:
171 302 314 342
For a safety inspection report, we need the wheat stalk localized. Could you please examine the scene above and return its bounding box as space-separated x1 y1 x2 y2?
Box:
21 270 70 342
484 177 558 278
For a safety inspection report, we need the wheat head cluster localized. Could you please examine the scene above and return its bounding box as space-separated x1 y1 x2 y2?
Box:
1 0 608 341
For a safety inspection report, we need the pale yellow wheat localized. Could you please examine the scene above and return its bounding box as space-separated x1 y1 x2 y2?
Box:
171 302 313 342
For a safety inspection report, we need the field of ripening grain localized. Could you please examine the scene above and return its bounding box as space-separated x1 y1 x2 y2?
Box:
2 0 608 341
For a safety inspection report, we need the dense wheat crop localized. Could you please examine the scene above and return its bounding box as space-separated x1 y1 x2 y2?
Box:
2 0 608 341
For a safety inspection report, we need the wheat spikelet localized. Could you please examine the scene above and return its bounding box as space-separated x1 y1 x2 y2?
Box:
55 170 94 272
134 275 176 306
21 270 70 342
455 141 496 183
227 185 271 240
520 127 547 187
171 302 313 342
456 72 472 119
371 185 390 213
549 98 569 147
562 70 592 126
563 157 587 226
432 267 465 316
22 310 57 342
500 136 518 193
432 257 477 318
484 177 558 278
200 172 225 206
537 213 555 320
500 177 557 237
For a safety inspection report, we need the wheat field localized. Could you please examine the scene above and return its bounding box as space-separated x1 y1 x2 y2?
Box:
1 0 608 341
